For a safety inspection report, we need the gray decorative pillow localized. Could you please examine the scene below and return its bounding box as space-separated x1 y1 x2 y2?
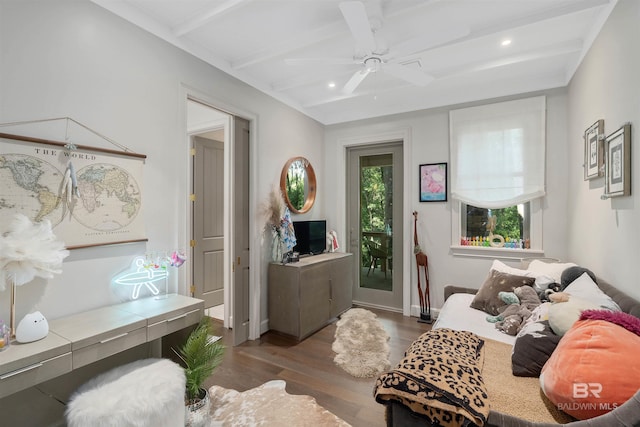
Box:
512 320 561 377
470 270 536 316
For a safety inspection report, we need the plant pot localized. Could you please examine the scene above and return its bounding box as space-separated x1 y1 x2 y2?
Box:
185 388 210 427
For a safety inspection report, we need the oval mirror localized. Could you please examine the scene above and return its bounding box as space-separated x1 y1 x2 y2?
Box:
280 156 316 214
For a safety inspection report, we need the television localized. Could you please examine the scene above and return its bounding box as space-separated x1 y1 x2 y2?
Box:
292 220 327 256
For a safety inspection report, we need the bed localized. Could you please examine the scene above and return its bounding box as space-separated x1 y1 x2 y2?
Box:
374 260 640 427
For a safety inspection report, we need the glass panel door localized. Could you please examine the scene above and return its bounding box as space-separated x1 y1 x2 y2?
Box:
346 142 402 310
360 154 393 291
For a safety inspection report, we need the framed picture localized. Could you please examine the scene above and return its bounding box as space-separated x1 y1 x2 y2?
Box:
604 123 631 198
584 119 604 180
419 163 447 202
0 132 147 249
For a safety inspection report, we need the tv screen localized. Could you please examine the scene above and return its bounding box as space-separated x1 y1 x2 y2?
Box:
292 220 326 255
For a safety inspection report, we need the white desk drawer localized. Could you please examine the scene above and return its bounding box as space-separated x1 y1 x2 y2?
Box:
72 327 147 369
147 308 202 341
0 352 72 399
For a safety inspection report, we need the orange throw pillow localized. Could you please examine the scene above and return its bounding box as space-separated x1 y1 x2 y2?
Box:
540 319 640 419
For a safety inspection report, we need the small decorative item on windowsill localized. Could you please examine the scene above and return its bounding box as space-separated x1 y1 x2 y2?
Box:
0 214 69 342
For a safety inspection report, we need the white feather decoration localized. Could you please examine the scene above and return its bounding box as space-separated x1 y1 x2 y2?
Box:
0 214 70 290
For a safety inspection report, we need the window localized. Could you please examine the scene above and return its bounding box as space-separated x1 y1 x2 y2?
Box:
449 97 545 255
461 203 530 248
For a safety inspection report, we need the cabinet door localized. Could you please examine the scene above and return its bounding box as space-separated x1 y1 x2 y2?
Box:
330 255 354 317
268 264 300 337
299 264 331 338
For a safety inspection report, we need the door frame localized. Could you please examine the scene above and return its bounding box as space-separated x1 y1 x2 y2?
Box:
335 128 412 316
180 84 261 341
347 143 403 310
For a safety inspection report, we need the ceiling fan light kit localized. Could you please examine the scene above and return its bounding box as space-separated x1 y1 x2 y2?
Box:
364 57 381 73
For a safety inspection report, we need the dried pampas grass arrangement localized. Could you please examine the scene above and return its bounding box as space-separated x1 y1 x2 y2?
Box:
259 184 285 232
0 214 69 290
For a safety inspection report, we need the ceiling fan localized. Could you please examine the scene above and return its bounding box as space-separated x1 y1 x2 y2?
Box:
286 1 469 94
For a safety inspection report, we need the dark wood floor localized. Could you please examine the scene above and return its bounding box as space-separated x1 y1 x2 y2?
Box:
205 308 432 427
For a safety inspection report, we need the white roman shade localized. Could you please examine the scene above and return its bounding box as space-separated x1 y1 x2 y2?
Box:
449 96 546 208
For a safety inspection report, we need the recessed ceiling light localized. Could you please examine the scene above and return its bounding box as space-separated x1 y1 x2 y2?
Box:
328 82 336 88
501 39 512 47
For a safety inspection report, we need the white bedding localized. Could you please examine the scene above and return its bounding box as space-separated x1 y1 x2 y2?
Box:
432 293 516 346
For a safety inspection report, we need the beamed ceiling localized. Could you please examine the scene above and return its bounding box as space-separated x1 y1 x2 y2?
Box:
92 0 617 124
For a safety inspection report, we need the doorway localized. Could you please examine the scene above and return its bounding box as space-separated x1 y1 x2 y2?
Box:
187 98 250 345
346 142 403 311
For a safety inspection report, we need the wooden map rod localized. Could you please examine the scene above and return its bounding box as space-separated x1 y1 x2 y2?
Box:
0 132 147 160
67 238 149 250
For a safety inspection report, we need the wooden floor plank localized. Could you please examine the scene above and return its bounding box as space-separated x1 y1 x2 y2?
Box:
205 307 432 427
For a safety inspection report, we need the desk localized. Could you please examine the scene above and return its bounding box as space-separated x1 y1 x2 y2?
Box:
0 294 203 399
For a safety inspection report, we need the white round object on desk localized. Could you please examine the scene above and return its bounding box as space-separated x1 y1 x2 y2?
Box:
16 311 49 343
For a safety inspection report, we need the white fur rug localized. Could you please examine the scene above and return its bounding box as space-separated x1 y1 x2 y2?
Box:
208 380 350 426
332 308 391 378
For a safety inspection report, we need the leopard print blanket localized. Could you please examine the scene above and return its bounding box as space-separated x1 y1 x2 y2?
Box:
374 329 489 427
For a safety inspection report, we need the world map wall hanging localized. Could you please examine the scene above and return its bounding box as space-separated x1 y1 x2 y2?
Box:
0 132 147 249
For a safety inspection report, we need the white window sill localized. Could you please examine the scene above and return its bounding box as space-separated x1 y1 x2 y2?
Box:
450 245 544 260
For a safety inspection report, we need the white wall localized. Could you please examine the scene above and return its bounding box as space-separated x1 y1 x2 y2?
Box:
0 0 325 329
566 0 640 298
325 89 571 311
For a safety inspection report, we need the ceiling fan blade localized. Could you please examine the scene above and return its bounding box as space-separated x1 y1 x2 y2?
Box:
343 68 371 94
339 1 376 53
284 57 357 66
392 24 470 58
382 63 434 86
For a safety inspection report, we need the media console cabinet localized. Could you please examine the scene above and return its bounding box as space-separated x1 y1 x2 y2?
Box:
0 294 204 400
268 252 353 340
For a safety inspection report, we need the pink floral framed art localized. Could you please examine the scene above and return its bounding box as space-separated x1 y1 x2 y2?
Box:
419 163 447 202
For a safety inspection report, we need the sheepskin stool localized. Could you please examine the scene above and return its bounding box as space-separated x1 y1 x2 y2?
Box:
66 358 186 427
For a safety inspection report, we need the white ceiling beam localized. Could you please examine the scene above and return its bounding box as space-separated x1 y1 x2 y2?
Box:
431 39 584 79
172 0 251 37
445 0 612 50
232 20 349 70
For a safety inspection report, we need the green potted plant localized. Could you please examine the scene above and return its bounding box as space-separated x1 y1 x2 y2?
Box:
174 317 225 426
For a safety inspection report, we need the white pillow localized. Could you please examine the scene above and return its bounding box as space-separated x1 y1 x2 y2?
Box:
563 272 621 311
491 259 541 278
526 260 577 283
548 297 599 336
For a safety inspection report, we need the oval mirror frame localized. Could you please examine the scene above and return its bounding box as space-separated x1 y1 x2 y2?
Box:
280 156 317 214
